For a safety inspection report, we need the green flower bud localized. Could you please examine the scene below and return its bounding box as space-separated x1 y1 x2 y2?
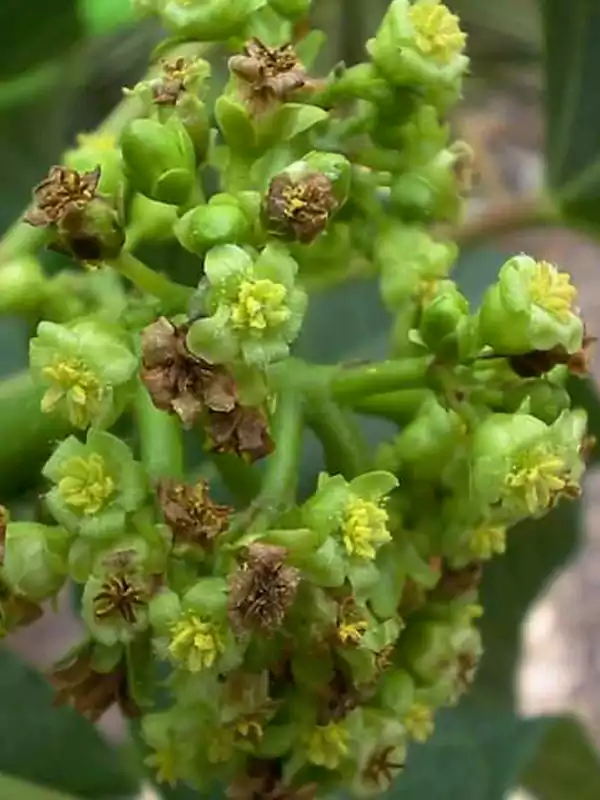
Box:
42 430 148 538
318 63 396 106
503 379 571 425
175 194 254 255
0 257 47 314
479 255 584 355
160 0 268 40
186 243 307 367
3 522 71 601
302 471 398 563
63 133 124 200
376 224 457 311
30 319 138 429
469 409 587 522
268 0 311 20
400 619 455 684
419 280 476 361
175 93 211 162
367 0 469 109
120 115 196 206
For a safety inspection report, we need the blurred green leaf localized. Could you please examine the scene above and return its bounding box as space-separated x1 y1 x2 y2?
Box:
0 0 82 81
523 716 600 800
0 645 140 798
0 774 77 800
543 0 600 228
80 0 136 35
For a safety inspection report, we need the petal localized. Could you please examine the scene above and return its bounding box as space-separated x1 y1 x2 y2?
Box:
42 436 87 482
204 244 252 289
253 244 298 289
187 311 238 364
79 507 127 538
349 471 399 500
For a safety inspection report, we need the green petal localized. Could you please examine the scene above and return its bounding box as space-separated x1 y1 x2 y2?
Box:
86 429 135 470
303 475 349 534
79 507 127 538
349 470 399 501
241 338 289 367
42 436 87 482
204 244 252 289
183 577 228 616
295 538 346 588
148 590 182 633
117 461 148 512
187 311 238 364
253 244 298 289
44 488 83 533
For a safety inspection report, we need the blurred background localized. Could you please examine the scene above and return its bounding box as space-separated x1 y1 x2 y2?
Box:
2 0 600 797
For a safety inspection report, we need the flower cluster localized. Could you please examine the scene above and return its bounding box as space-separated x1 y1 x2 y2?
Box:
3 1 593 799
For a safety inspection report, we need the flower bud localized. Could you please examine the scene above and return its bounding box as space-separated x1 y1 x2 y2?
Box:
187 243 307 367
30 318 138 429
319 63 395 106
3 522 71 601
503 379 571 425
366 0 469 110
419 280 475 361
478 255 584 355
400 619 455 685
175 194 254 255
120 115 196 206
63 133 124 200
175 93 211 162
124 194 179 250
161 0 268 40
0 257 47 314
376 224 457 311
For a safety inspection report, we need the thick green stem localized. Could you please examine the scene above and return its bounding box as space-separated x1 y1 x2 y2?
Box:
330 357 432 403
209 452 262 507
134 381 184 482
0 371 71 496
305 398 369 479
107 251 192 311
349 389 429 423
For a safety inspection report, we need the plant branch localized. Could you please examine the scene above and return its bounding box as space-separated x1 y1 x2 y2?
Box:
348 388 429 422
134 380 184 482
107 251 192 311
305 397 369 479
330 357 432 402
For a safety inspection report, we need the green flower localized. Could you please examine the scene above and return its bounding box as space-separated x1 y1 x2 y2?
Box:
186 243 307 367
82 568 151 646
403 702 435 742
2 522 71 602
469 409 587 523
367 0 468 109
301 471 398 576
30 319 137 429
306 721 349 770
479 255 584 355
160 0 267 41
42 430 147 537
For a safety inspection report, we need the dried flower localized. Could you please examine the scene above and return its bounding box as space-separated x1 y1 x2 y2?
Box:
229 38 310 113
207 405 274 462
93 574 148 625
362 744 405 790
157 478 231 548
434 561 483 601
25 166 100 228
228 543 300 634
49 644 139 722
264 172 337 243
226 759 317 800
509 332 597 378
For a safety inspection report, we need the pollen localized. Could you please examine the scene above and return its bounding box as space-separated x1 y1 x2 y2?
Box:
168 613 224 673
529 260 577 322
408 1 467 64
505 449 568 515
57 453 115 515
230 279 290 332
306 722 349 770
342 497 392 559
404 702 434 743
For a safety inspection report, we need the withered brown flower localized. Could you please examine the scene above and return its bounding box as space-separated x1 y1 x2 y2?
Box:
226 759 317 800
508 332 597 378
207 405 274 463
433 561 483 601
228 38 310 114
228 543 300 635
49 644 139 722
25 166 100 228
93 574 148 626
264 172 337 243
141 316 238 428
152 57 190 105
362 744 405 791
157 478 231 548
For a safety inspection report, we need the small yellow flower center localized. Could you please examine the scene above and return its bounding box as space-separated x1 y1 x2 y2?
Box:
168 613 224 672
505 448 567 515
58 453 115 515
408 0 467 64
468 524 506 560
529 260 577 322
41 357 104 427
231 279 290 332
404 702 435 743
76 133 118 151
342 497 391 560
307 722 349 770
338 617 368 645
146 745 178 787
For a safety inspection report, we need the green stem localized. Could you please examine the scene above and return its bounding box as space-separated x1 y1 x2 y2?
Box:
134 381 184 482
330 357 432 403
305 397 369 479
348 389 429 423
209 452 262 506
107 251 192 311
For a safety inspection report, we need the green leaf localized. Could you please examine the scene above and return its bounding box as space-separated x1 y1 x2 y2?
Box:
542 0 600 228
522 715 600 800
0 645 139 798
0 774 77 800
0 0 82 80
80 0 136 34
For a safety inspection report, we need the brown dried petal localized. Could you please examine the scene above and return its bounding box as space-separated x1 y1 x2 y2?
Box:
26 165 100 228
228 544 300 635
157 479 231 547
265 172 337 243
509 333 596 379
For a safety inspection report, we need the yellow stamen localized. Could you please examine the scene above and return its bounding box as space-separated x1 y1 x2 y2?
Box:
505 450 567 514
342 497 391 559
307 722 349 770
468 524 506 560
231 278 290 332
408 1 467 64
404 702 434 743
529 260 577 322
168 614 224 672
58 453 115 515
